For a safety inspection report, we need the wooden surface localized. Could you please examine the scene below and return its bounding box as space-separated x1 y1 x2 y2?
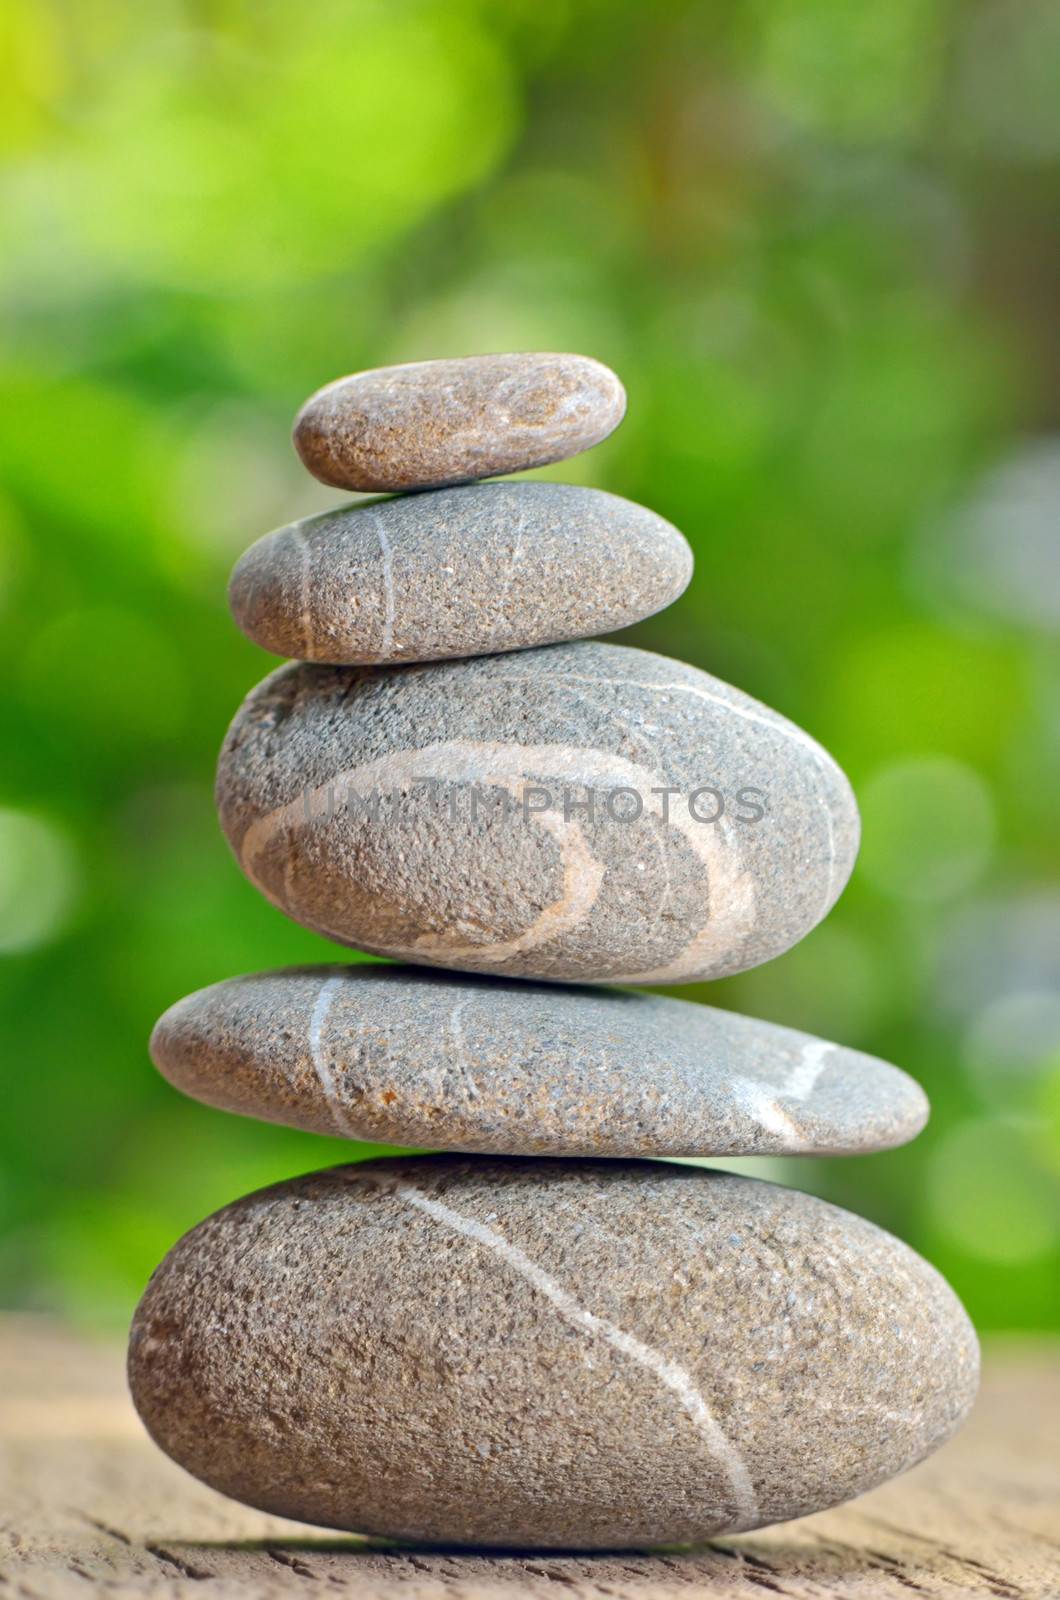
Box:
1 1317 1057 1598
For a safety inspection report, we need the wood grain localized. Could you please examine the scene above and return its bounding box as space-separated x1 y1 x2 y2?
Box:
1 1316 1057 1598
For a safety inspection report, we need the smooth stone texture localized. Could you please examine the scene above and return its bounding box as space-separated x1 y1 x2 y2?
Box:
150 964 928 1157
293 353 626 492
128 1156 979 1549
216 641 860 985
228 482 692 665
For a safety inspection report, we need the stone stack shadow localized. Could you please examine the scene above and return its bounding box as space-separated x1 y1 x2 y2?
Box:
129 352 978 1550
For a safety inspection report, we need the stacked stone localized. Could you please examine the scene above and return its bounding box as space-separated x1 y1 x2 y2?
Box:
129 354 978 1551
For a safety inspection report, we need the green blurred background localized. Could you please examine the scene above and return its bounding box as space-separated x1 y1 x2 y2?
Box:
1 0 1058 1332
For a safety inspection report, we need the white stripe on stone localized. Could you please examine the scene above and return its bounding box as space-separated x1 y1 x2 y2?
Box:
547 670 847 927
291 525 315 657
370 510 396 658
734 1080 802 1142
735 1038 837 1145
489 500 527 640
446 995 480 1102
546 671 830 761
307 974 355 1137
237 739 757 980
396 1182 761 1530
785 1037 835 1101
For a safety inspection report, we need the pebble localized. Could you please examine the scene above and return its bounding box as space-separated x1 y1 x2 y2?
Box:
150 964 927 1157
228 482 692 665
128 1156 979 1549
293 353 626 492
215 640 860 985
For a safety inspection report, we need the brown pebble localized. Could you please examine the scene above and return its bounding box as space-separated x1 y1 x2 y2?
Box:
293 352 626 492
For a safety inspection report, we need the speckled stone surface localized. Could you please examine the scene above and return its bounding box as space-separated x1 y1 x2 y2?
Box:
293 353 626 492
128 1156 979 1549
228 482 692 665
215 640 860 985
150 965 927 1157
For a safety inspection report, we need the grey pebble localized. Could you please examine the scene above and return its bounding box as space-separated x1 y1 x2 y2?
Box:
215 640 860 985
228 482 692 665
128 1156 979 1548
293 352 626 492
150 964 927 1157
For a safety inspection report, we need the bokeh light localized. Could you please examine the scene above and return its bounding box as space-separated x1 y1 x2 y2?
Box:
916 439 1060 631
964 990 1060 1107
0 808 78 955
933 893 1060 1022
927 1117 1059 1265
750 0 946 143
858 756 996 903
952 0 1060 161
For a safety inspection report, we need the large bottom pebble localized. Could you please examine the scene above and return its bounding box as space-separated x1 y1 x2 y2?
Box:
128 1157 978 1549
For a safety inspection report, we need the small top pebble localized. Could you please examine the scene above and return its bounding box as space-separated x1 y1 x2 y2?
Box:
292 352 626 492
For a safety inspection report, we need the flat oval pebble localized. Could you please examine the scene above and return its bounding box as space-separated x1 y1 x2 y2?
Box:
293 353 626 492
150 965 927 1157
228 482 692 665
216 641 860 984
128 1156 978 1548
